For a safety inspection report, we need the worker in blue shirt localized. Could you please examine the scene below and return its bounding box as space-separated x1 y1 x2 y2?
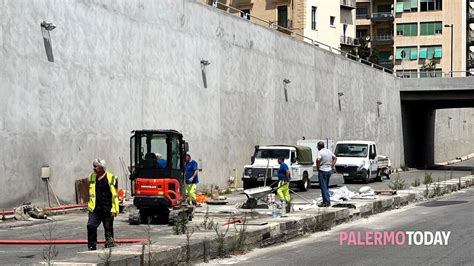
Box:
155 153 167 169
277 156 291 212
185 154 199 206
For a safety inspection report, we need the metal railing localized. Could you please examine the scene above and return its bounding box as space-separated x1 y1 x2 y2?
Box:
340 36 360 46
469 31 474 43
396 71 474 78
340 0 356 8
210 0 394 75
356 13 370 19
270 19 292 31
469 11 474 20
373 35 393 41
468 59 474 68
371 12 394 21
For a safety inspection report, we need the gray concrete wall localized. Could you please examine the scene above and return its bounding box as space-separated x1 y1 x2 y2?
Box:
0 0 468 208
434 108 474 162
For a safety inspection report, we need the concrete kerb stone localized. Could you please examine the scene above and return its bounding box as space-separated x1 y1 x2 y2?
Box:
53 176 474 265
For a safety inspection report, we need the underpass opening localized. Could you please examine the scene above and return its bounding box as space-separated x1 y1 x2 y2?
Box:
400 89 474 168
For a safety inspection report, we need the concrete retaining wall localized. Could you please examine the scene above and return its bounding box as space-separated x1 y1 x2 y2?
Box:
0 0 470 208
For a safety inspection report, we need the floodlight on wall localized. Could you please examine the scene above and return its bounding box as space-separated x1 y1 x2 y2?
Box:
376 101 382 117
337 92 344 111
200 59 211 67
40 20 56 62
283 79 291 102
448 116 452 128
200 59 211 88
463 120 467 130
40 21 56 31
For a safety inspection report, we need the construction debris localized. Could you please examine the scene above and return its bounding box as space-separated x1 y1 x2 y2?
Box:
14 203 48 221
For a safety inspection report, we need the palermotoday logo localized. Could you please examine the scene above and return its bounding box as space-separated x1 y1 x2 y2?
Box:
339 231 451 246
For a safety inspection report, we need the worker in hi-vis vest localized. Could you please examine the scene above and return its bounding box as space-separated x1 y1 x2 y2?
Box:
87 158 119 251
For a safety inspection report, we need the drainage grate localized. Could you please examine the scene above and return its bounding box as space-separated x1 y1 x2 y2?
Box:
418 200 468 207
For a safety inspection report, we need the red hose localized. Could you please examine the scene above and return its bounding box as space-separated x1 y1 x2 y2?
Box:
43 204 87 211
0 239 146 245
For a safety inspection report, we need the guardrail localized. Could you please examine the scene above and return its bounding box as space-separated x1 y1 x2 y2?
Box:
396 71 474 78
210 0 394 75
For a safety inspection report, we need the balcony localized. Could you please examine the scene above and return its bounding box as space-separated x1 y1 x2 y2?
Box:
469 11 474 23
356 13 370 19
371 12 394 23
340 0 356 9
468 59 474 68
340 36 360 47
371 35 394 46
469 31 474 44
378 60 394 70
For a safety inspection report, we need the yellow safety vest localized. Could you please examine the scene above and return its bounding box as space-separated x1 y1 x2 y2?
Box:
87 172 119 214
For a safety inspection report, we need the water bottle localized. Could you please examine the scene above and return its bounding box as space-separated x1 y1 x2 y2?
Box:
272 202 277 218
281 201 286 216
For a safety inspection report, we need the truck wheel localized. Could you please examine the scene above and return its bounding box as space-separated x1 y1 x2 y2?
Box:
298 172 310 192
363 172 370 184
375 169 382 182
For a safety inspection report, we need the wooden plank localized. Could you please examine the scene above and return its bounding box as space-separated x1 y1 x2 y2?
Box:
75 178 89 204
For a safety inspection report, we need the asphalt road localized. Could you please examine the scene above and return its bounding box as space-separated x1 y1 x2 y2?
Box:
208 187 474 265
0 159 471 265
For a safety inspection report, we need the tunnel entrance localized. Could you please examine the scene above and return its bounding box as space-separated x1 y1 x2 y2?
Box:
400 89 474 168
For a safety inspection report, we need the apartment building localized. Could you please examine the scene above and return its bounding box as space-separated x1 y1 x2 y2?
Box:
468 0 474 75
202 0 358 52
356 0 470 77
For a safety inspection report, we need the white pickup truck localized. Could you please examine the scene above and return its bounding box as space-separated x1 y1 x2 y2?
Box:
241 145 314 191
334 141 391 184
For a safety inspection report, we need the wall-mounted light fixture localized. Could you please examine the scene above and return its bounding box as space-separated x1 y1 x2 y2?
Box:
337 92 344 111
40 20 56 62
448 116 452 128
40 21 56 31
283 79 291 102
463 120 467 130
376 101 382 117
200 59 211 88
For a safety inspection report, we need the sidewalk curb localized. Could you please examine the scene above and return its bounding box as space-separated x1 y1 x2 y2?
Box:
50 175 474 265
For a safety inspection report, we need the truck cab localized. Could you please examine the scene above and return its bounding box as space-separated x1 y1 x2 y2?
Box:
241 145 313 191
334 141 389 184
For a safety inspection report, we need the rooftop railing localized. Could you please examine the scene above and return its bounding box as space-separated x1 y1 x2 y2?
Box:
210 0 394 75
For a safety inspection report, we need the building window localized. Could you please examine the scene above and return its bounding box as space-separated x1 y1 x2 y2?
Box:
377 4 392 13
356 6 369 18
420 22 442 35
420 0 442 11
277 6 288 28
330 16 336 27
396 23 418 36
396 69 418 78
356 29 369 38
396 0 418 13
396 46 418 60
420 68 442 77
311 6 317 30
240 9 251 20
419 45 442 59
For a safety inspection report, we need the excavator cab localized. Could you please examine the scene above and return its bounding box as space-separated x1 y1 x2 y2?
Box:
129 129 192 224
